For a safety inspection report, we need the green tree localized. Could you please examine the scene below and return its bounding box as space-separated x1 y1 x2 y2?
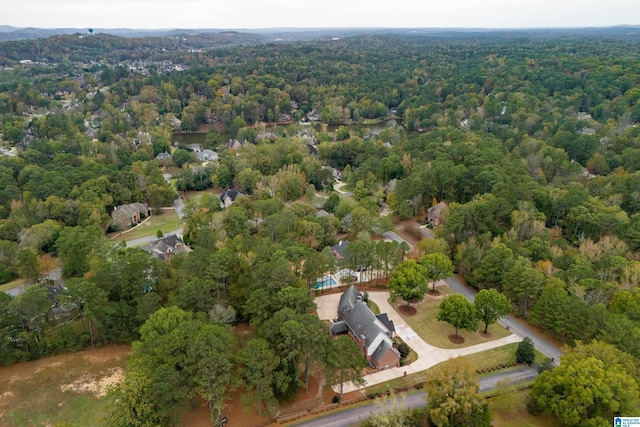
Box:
55 226 102 278
186 323 237 425
529 341 639 427
420 252 454 292
16 248 39 283
9 285 51 356
105 370 164 427
389 259 428 307
425 357 490 427
240 338 280 416
64 278 108 347
171 149 191 168
325 335 367 400
474 289 511 334
146 184 176 215
515 337 535 365
437 294 478 339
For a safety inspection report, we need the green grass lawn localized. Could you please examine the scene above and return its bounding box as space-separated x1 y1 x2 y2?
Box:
394 287 512 349
0 277 26 293
112 210 181 242
464 343 547 373
0 346 130 427
488 389 561 427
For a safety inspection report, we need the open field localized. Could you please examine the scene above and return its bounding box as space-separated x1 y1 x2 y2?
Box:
111 210 181 242
394 287 512 348
0 345 131 427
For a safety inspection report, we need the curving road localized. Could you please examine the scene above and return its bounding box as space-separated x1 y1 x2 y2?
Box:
291 367 539 427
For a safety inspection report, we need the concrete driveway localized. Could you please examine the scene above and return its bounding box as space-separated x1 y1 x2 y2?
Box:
315 290 521 393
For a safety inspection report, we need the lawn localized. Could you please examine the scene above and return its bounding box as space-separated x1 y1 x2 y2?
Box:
488 389 561 427
0 277 25 293
394 287 512 349
0 345 131 427
112 210 181 243
464 343 547 372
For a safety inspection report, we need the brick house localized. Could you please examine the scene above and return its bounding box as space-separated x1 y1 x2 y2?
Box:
330 285 400 371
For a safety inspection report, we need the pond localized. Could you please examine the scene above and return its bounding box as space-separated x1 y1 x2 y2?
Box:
171 118 406 146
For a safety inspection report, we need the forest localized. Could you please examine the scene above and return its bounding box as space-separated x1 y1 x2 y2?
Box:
1 29 640 426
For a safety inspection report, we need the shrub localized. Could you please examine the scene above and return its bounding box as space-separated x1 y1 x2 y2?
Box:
332 395 340 404
397 342 411 359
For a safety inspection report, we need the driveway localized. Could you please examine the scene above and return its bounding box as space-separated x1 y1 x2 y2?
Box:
315 291 521 394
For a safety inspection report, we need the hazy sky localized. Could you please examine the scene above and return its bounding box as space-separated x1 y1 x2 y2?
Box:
4 0 640 29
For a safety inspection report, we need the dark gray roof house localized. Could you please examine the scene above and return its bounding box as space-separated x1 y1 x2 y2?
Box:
330 285 400 371
220 189 245 209
331 240 350 260
306 143 319 156
142 234 189 261
155 152 172 161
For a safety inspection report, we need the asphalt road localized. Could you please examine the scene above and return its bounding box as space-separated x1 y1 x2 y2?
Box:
291 367 539 427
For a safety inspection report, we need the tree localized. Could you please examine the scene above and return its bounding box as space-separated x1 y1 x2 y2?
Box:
515 337 535 365
389 259 428 307
529 341 639 427
240 338 279 416
325 336 366 400
64 278 107 347
186 323 237 425
420 252 454 292
171 149 191 168
437 294 478 339
16 248 39 283
105 370 165 427
9 285 51 356
55 226 102 278
474 289 511 334
146 184 176 215
425 357 490 427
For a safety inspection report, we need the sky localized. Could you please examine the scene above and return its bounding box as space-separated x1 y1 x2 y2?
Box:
4 0 640 30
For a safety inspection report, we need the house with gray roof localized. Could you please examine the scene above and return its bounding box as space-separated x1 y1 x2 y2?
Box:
219 189 245 209
330 285 400 371
197 149 218 162
331 240 350 260
142 234 189 261
111 203 150 230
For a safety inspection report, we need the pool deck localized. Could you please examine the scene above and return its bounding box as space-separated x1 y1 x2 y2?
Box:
314 274 340 290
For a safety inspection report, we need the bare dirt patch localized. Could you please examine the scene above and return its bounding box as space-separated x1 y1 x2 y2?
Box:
448 334 465 344
0 345 131 427
427 289 442 297
398 305 417 316
479 331 493 339
181 374 335 427
60 367 124 397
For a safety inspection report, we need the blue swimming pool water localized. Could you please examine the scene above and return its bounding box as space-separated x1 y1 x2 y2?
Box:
314 276 337 289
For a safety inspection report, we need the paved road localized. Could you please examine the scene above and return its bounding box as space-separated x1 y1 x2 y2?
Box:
445 277 563 363
291 367 539 427
333 181 354 197
382 231 413 250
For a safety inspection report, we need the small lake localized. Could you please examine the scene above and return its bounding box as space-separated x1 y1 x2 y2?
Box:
171 119 405 146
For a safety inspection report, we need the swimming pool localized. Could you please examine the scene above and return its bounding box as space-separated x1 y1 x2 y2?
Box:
314 276 337 290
